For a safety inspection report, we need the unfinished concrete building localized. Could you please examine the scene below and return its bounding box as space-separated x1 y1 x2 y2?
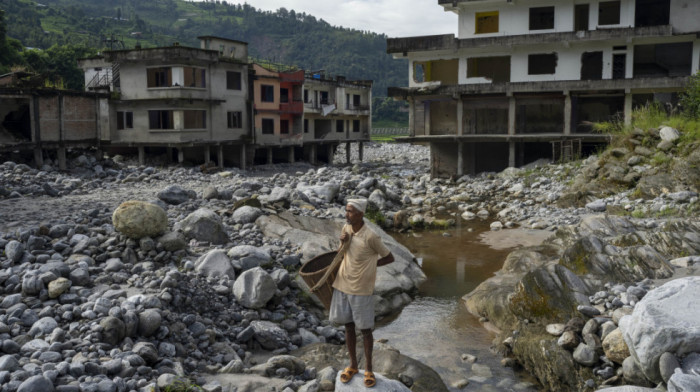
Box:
302 73 372 164
79 36 252 167
387 0 700 177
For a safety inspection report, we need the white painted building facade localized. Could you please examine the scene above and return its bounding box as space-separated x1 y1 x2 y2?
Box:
388 0 700 177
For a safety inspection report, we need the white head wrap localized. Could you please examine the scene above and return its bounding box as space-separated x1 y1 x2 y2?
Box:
347 198 368 213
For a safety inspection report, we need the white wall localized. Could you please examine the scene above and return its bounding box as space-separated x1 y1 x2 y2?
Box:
456 0 636 39
670 0 700 34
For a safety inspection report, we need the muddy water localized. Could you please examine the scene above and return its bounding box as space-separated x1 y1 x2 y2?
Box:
375 220 544 391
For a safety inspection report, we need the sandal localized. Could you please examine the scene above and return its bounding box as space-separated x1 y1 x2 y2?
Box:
340 367 358 383
364 371 376 388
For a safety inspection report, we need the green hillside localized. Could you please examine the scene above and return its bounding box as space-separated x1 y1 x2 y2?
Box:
0 0 408 99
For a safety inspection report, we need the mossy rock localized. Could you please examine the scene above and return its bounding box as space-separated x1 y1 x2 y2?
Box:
232 196 262 210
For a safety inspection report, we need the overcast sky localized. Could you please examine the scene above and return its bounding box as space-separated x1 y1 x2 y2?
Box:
224 1 457 37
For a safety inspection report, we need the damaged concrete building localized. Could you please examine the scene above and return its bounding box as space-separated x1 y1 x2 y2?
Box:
387 0 700 177
0 36 371 169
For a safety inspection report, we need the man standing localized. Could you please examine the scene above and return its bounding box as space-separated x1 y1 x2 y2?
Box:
330 198 394 388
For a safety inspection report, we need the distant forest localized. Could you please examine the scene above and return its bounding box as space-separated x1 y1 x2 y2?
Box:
0 0 408 126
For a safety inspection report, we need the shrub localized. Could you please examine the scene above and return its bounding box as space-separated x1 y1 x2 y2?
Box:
680 71 700 119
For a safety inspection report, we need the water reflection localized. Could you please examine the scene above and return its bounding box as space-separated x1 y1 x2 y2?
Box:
376 220 541 391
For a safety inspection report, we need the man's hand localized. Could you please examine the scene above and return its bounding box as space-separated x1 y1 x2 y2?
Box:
377 252 394 267
340 231 349 243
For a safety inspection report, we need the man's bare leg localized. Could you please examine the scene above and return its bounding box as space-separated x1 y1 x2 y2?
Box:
362 329 373 372
346 322 358 369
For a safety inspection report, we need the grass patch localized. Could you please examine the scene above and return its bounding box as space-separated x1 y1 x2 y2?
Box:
370 134 404 143
365 206 387 227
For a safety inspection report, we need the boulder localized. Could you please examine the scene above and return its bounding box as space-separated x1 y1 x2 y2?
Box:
233 267 276 309
335 370 410 391
157 185 194 205
659 126 680 142
603 328 630 365
619 277 700 383
227 245 271 271
138 309 162 337
175 208 228 244
232 206 263 224
17 375 54 392
157 231 187 252
250 320 289 350
48 277 71 299
195 249 235 279
100 316 126 346
668 370 700 392
112 200 168 239
4 240 24 263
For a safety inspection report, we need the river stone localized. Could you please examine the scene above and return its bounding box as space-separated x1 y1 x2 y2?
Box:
558 331 580 351
603 328 630 364
266 355 306 376
175 208 228 244
659 126 680 142
573 343 598 367
28 317 57 337
133 341 159 365
17 375 54 392
138 309 162 337
156 185 193 205
112 200 168 239
668 370 700 392
100 316 125 346
250 320 289 350
335 370 410 392
586 199 607 212
546 324 566 336
659 352 680 384
619 277 700 383
4 240 24 263
233 267 276 309
195 249 235 279
0 355 19 372
232 206 263 224
622 355 652 387
682 353 700 374
48 277 71 298
202 186 218 200
157 231 187 252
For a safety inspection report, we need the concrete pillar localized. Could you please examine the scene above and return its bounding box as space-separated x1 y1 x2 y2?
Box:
508 142 516 168
358 142 364 162
217 145 224 168
267 147 273 165
288 146 295 163
564 93 572 135
508 96 516 135
408 98 415 136
57 147 67 170
457 142 464 177
624 92 633 126
310 144 317 165
693 41 700 74
177 149 184 164
239 144 247 170
425 101 431 135
204 145 211 165
456 97 464 136
33 148 44 168
327 144 335 164
346 142 351 164
138 146 145 166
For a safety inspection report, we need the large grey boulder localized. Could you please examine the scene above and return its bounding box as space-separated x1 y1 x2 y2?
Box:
227 245 271 271
100 316 126 346
262 187 291 204
157 185 194 205
619 277 700 383
112 200 168 239
138 309 162 337
250 320 289 350
195 249 235 279
233 267 276 309
296 182 340 203
659 126 680 142
232 206 263 224
17 375 54 392
256 211 426 316
335 370 410 391
175 208 228 244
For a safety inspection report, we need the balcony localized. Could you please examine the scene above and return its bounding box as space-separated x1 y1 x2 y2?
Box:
279 100 304 114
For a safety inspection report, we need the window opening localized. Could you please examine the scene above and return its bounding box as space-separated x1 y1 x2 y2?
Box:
147 67 172 88
575 4 590 31
528 53 557 75
467 56 511 82
612 54 626 79
336 119 344 133
280 119 289 134
320 91 329 105
635 0 670 27
581 52 603 80
475 11 499 34
262 118 274 134
353 119 360 133
227 111 242 128
183 67 206 88
183 110 206 129
529 7 555 30
599 1 621 25
304 118 309 133
280 88 289 103
261 84 275 102
148 110 173 129
226 71 242 90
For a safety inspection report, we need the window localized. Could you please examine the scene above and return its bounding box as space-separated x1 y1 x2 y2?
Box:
304 118 309 133
528 53 558 75
226 71 242 90
227 111 242 128
320 91 329 105
353 119 360 133
147 67 172 88
612 54 627 79
304 89 309 103
346 93 350 109
280 119 289 134
219 44 225 55
635 0 670 27
475 11 499 34
353 94 361 107
581 52 603 80
183 67 206 88
261 84 274 102
599 1 621 25
575 4 590 31
148 110 173 129
467 56 511 83
116 111 133 130
529 7 554 30
280 88 289 103
336 119 344 133
183 110 206 129
262 118 274 134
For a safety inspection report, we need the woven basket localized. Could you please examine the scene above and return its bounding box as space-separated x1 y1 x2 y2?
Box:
299 251 338 310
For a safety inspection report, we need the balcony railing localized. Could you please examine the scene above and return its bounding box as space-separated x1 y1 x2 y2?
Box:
279 100 304 114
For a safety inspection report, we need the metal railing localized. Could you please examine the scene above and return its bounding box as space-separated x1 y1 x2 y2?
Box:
371 127 410 136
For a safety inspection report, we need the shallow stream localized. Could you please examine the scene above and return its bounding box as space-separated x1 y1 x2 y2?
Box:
375 220 547 391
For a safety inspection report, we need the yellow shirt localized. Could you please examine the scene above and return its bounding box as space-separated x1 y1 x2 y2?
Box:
332 223 391 296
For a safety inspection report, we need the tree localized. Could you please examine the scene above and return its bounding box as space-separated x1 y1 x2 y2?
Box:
680 71 700 119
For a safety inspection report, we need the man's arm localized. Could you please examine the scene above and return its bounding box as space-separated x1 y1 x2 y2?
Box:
377 252 394 266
